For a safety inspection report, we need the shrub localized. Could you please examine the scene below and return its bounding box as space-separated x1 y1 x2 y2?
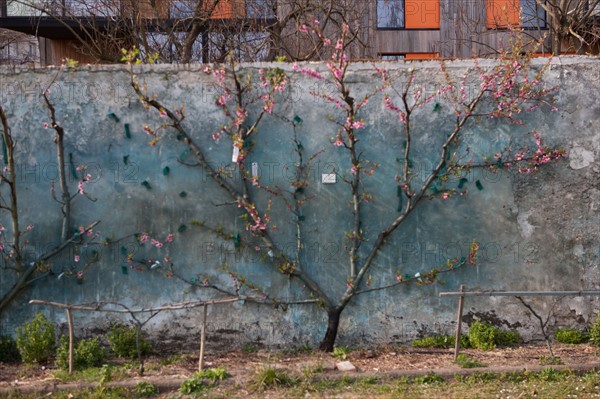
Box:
16 313 56 364
332 346 351 360
199 367 230 382
136 381 159 397
0 336 21 363
468 321 520 351
589 314 600 346
251 366 296 390
56 336 105 370
460 334 471 349
555 328 587 344
468 321 497 351
106 324 150 359
180 374 208 394
178 368 229 395
497 329 521 346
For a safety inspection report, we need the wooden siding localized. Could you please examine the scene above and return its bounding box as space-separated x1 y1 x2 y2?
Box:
371 0 552 58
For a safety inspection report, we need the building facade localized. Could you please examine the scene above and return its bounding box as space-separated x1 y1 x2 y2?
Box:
0 0 598 65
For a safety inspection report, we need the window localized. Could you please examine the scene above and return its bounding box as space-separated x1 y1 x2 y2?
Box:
380 53 405 60
378 0 404 28
380 53 439 60
520 0 546 28
486 0 546 29
377 0 440 29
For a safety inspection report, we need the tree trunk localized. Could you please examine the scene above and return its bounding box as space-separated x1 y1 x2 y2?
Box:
553 33 562 56
319 308 342 352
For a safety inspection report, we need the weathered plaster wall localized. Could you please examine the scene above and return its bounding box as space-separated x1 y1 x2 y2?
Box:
0 57 598 349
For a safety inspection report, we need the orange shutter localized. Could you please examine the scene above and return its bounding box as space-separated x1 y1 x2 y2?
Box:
203 0 245 19
486 0 520 28
405 0 440 29
405 53 439 59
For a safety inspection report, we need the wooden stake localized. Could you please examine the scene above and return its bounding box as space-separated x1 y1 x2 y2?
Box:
199 303 208 371
453 285 465 362
66 307 74 374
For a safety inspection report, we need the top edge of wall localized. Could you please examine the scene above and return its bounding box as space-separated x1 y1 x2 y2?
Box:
0 56 598 73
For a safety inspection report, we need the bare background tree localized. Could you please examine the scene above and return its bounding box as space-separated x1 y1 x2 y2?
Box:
534 0 600 54
0 28 38 64
439 0 599 57
6 0 370 63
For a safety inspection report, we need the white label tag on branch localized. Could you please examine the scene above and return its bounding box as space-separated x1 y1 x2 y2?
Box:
232 145 240 163
322 173 336 184
252 162 258 178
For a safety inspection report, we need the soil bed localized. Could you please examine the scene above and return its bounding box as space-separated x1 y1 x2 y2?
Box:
1 343 599 397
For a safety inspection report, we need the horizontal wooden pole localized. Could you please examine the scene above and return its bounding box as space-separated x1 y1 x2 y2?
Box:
440 290 600 297
29 297 255 313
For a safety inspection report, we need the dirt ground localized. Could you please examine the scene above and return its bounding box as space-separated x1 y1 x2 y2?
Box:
1 342 599 391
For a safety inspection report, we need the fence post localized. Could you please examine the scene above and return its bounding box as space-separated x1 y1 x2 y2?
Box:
66 307 74 374
199 303 208 371
453 285 465 361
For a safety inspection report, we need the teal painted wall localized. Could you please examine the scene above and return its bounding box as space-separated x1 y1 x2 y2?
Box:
0 58 598 348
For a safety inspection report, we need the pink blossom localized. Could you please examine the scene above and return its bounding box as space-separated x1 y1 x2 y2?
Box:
299 24 309 33
151 238 163 248
442 192 450 199
143 125 154 136
76 271 84 279
78 181 85 195
297 67 323 80
533 131 542 146
140 232 149 243
159 109 167 118
216 95 227 106
26 224 34 231
350 165 358 175
351 120 365 129
263 99 274 114
333 138 344 147
234 108 247 126
165 233 174 243
43 122 49 129
164 256 171 263
74 255 80 263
